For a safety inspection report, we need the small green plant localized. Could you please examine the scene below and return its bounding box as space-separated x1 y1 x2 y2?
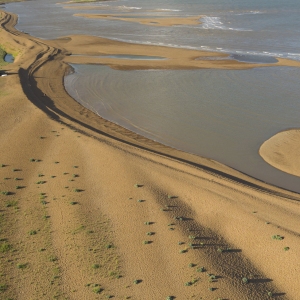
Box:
0 164 5 167
267 291 273 297
134 183 142 188
144 222 151 225
178 241 184 245
242 277 249 284
217 247 224 253
188 263 195 268
92 264 100 269
29 158 35 162
146 232 154 236
166 297 174 300
73 188 82 192
197 267 205 272
49 256 58 262
284 247 290 251
179 249 187 254
92 286 103 294
17 263 27 269
106 244 113 249
6 200 18 207
36 181 46 184
15 185 22 189
0 283 8 292
143 240 151 244
185 281 192 286
272 235 284 240
133 279 140 284
0 242 12 253
29 230 37 235
1 191 10 195
70 201 77 205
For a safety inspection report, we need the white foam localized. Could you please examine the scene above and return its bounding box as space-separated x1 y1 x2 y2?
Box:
201 16 252 31
157 8 181 12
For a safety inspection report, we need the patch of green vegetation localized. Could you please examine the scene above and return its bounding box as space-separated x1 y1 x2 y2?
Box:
0 46 8 68
0 242 12 253
0 283 8 292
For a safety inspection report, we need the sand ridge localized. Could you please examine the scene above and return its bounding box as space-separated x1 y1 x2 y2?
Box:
1 9 300 300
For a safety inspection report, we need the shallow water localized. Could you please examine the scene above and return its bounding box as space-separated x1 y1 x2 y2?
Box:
4 0 300 192
65 64 300 192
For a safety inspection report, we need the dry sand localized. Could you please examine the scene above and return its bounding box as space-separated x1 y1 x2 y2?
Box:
260 129 300 177
1 9 300 300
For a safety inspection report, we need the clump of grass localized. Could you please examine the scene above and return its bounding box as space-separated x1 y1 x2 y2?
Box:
144 222 151 225
106 244 113 249
0 242 12 253
143 240 151 244
241 277 249 284
272 235 284 240
29 230 37 235
179 249 187 254
178 241 184 245
197 267 205 272
92 264 100 269
73 188 82 192
15 185 22 189
188 263 195 268
6 200 18 208
1 191 10 195
133 279 140 284
92 286 103 294
49 256 58 262
184 281 192 286
38 173 44 177
284 247 290 251
146 232 154 236
36 181 46 184
166 297 174 300
134 183 142 188
0 164 5 168
0 283 8 292
217 247 224 253
16 263 27 269
70 201 77 205
267 291 273 297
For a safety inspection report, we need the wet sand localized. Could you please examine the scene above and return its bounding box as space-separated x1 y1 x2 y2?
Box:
1 9 300 299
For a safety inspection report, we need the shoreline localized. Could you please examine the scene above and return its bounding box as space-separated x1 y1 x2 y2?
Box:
1 9 300 299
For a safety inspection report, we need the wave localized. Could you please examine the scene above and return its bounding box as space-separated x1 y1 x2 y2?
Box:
117 5 142 10
156 8 181 12
202 16 252 31
235 10 263 15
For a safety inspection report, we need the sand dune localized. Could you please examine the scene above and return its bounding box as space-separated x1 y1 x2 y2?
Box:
0 9 300 299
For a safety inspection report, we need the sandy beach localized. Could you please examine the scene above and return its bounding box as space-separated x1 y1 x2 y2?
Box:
1 9 300 300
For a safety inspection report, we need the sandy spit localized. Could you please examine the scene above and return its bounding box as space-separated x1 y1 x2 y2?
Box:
260 129 300 177
0 9 300 300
